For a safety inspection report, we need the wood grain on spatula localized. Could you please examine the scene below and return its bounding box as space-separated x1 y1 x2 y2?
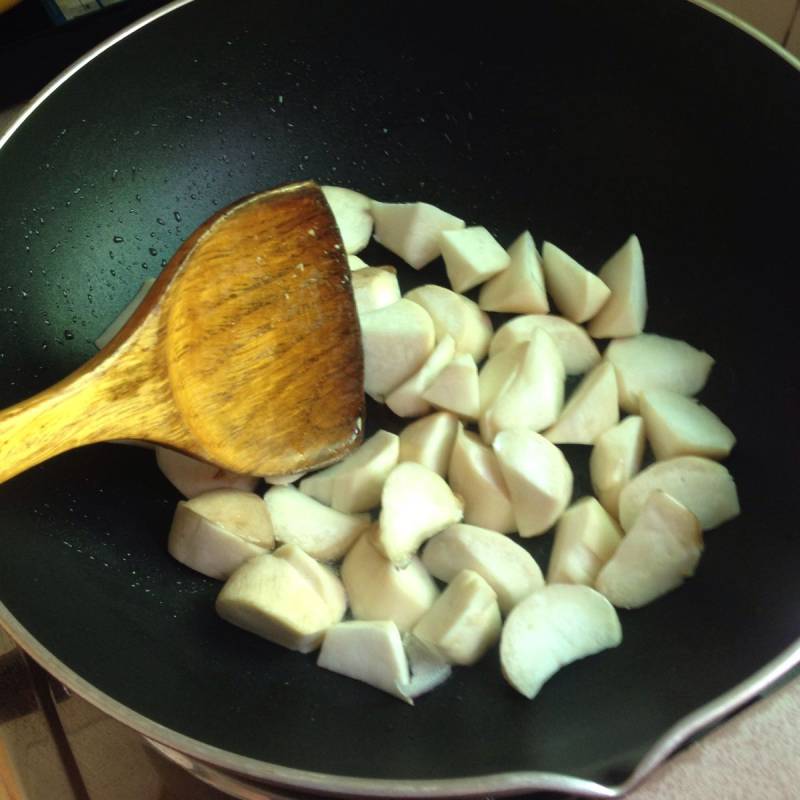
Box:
0 181 364 483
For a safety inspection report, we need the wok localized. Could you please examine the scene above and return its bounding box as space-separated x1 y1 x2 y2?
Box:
0 0 799 796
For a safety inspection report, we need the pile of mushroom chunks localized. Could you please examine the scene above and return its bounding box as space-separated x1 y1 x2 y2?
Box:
160 186 740 703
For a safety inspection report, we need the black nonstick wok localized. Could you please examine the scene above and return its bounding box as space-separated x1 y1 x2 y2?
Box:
1 1 799 797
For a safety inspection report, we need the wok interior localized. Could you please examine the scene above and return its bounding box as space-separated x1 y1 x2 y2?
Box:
0 0 798 785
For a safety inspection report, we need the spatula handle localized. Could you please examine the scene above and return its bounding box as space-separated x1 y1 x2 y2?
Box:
0 368 117 484
0 347 182 485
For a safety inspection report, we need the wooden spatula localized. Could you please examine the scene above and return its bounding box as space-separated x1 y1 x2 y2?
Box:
0 181 364 484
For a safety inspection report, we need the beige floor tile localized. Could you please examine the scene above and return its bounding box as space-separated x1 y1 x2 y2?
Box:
786 6 800 55
711 0 798 42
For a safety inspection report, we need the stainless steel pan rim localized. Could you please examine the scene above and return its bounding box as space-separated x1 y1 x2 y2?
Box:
0 0 798 796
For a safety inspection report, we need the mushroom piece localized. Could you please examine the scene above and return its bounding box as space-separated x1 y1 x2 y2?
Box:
273 544 347 617
402 634 453 699
477 341 525 416
618 456 740 532
263 485 370 561
386 335 456 418
413 570 502 666
321 186 373 254
541 241 610 323
299 429 399 513
167 488 274 580
421 353 480 420
347 254 369 271
397 412 460 477
155 447 258 499
447 425 516 534
500 584 622 700
216 546 346 653
370 200 465 269
546 497 622 586
341 533 439 631
351 266 401 314
405 284 493 362
360 299 436 401
318 620 412 703
596 490 703 609
493 429 573 537
586 234 647 339
589 415 647 520
544 361 619 445
603 333 715 413
373 462 464 565
639 389 736 461
489 314 601 375
479 330 565 444
422 523 544 614
439 225 510 293
478 231 549 314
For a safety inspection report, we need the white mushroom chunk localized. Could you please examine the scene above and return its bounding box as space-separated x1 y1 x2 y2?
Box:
541 242 610 323
351 266 401 314
299 430 399 513
359 299 436 401
596 491 703 609
618 456 740 532
422 524 544 614
95 278 155 349
547 497 622 586
168 489 272 580
398 411 460 477
493 429 573 537
500 584 622 700
447 425 516 534
604 333 715 413
478 231 549 314
386 335 456 418
489 314 601 375
639 390 736 461
413 570 501 666
347 254 369 271
318 620 412 702
480 330 565 444
272 544 347 621
586 235 647 339
263 485 370 561
155 447 258 499
327 432 399 514
477 341 525 417
421 353 480 420
589 416 647 520
373 462 464 565
341 533 439 631
405 284 493 362
178 488 274 547
439 226 510 293
215 549 345 653
321 186 373 254
401 634 453 699
371 200 465 269
544 362 619 445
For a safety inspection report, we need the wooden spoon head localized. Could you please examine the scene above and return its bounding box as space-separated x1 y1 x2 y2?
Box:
159 181 363 477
